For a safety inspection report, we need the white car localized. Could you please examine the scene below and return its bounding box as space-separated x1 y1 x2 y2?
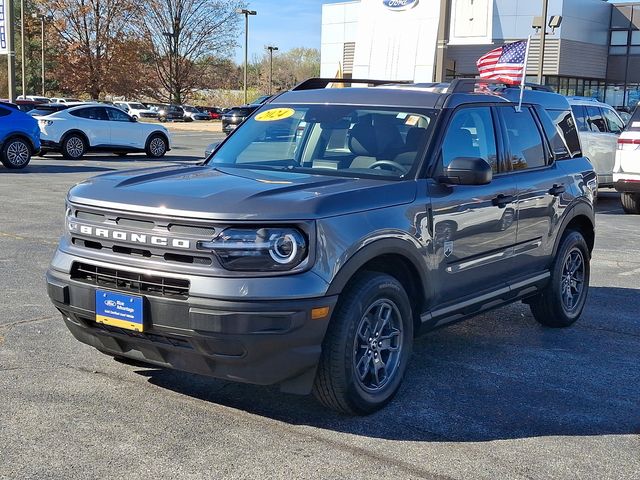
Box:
568 97 625 188
50 97 82 104
114 101 159 120
36 104 171 159
17 95 50 103
613 108 640 214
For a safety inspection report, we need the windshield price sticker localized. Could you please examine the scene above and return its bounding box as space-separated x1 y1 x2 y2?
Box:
255 108 295 122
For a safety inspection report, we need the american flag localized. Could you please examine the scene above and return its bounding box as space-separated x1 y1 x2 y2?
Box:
476 40 528 85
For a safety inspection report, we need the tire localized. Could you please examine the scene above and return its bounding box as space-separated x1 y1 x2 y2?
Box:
132 115 139 121
159 116 167 123
621 192 640 214
1 137 32 169
313 272 413 415
145 134 168 158
62 133 87 159
529 230 590 328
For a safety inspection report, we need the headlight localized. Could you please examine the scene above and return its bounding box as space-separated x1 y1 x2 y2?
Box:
198 227 307 271
39 119 53 127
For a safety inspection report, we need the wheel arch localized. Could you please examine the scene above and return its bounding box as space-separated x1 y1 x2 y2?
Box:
145 130 170 150
325 238 431 333
553 201 595 257
1 132 37 153
61 129 90 148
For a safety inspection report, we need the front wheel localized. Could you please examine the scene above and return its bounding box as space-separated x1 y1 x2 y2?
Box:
1 137 31 169
313 272 413 415
145 134 168 158
529 230 590 328
621 192 640 214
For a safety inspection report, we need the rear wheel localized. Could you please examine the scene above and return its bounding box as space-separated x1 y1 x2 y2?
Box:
621 192 640 214
145 134 168 158
62 133 86 159
1 137 31 169
529 230 590 328
313 272 413 415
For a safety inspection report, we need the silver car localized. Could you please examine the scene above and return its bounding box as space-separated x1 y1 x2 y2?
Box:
568 97 625 188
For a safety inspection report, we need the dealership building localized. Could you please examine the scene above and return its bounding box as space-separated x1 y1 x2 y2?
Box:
321 0 640 109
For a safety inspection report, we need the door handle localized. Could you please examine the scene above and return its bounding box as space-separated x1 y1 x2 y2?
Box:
549 184 566 196
492 194 514 208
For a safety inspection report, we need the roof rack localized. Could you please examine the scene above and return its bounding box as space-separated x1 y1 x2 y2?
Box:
291 78 411 91
448 78 553 93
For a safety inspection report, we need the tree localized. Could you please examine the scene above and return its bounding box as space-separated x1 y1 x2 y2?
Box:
140 0 244 104
47 0 140 99
255 47 320 94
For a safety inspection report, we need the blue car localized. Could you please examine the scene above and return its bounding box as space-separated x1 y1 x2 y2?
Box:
0 102 40 169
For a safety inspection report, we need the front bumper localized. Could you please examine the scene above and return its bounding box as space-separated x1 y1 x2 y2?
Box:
46 266 337 394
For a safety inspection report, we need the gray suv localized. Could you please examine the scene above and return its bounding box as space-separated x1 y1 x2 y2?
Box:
46 79 596 414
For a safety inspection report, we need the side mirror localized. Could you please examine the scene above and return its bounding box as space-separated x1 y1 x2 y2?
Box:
442 157 493 185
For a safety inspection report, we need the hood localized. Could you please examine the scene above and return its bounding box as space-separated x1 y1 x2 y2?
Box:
67 165 417 221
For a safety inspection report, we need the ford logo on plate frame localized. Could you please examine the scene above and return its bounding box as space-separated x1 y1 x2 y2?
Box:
383 0 419 11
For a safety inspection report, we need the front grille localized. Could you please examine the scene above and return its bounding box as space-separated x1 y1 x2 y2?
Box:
71 262 190 299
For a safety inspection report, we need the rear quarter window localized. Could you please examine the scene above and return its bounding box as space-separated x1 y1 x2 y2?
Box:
545 109 582 159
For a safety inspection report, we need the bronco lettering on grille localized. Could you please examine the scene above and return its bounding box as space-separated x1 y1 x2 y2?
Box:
69 222 191 249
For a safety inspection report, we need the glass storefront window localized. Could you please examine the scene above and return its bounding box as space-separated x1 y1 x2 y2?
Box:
576 79 585 97
630 46 640 55
632 31 640 46
610 46 628 55
611 31 629 46
633 6 640 30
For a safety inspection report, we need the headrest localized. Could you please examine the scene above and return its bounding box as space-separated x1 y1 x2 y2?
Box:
405 127 427 150
348 122 378 157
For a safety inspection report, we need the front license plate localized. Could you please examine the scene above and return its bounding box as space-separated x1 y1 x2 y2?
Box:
95 289 144 332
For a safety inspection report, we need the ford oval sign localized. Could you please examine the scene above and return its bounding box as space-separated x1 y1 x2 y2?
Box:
383 0 419 11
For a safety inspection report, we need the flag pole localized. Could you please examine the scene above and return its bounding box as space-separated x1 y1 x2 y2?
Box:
517 35 532 113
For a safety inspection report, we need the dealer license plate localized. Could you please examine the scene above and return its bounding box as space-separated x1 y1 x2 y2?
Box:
95 289 144 332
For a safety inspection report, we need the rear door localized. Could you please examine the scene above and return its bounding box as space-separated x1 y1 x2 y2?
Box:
496 105 566 275
429 106 518 302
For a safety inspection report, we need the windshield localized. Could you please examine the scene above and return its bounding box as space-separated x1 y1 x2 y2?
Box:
29 106 67 116
207 104 435 179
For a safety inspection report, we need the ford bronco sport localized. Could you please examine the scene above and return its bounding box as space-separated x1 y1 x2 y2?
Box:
47 78 596 414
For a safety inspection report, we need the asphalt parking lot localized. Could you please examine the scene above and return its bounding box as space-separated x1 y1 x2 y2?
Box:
1 131 639 479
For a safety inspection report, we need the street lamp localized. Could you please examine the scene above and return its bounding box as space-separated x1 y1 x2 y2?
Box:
266 46 278 95
237 9 257 104
32 13 53 96
20 0 25 98
533 0 562 85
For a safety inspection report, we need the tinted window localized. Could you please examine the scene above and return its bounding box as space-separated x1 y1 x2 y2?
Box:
0 106 11 117
571 105 589 132
70 107 108 120
106 107 131 122
500 107 546 171
586 106 607 133
547 109 582 158
602 107 624 134
442 107 498 173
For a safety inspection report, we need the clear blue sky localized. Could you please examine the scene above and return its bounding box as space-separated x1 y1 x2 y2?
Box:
234 0 344 63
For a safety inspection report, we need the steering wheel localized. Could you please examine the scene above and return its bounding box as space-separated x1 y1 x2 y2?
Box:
368 160 408 175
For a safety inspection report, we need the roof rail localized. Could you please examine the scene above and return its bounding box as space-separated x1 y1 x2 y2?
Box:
291 78 411 91
448 78 553 93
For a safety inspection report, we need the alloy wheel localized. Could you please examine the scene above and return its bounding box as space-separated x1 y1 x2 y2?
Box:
352 298 404 392
560 247 585 313
66 137 84 158
6 140 30 167
149 137 166 156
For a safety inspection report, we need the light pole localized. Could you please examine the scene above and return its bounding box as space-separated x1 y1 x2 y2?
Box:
33 13 52 96
237 9 256 104
20 0 25 97
266 45 278 95
434 0 451 82
7 0 16 101
536 0 549 84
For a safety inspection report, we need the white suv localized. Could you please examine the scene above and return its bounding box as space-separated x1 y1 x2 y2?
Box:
114 101 159 120
614 107 640 214
568 97 625 188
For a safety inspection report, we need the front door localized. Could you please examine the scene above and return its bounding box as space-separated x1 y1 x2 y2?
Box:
105 106 141 149
429 106 517 305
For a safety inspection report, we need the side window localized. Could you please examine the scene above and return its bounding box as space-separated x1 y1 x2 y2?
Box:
571 105 588 132
603 107 624 134
71 107 107 120
107 107 131 122
536 107 571 160
499 107 546 171
586 106 607 133
442 107 498 173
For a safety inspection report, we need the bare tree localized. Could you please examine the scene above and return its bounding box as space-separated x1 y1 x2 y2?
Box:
48 0 138 99
141 0 243 104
